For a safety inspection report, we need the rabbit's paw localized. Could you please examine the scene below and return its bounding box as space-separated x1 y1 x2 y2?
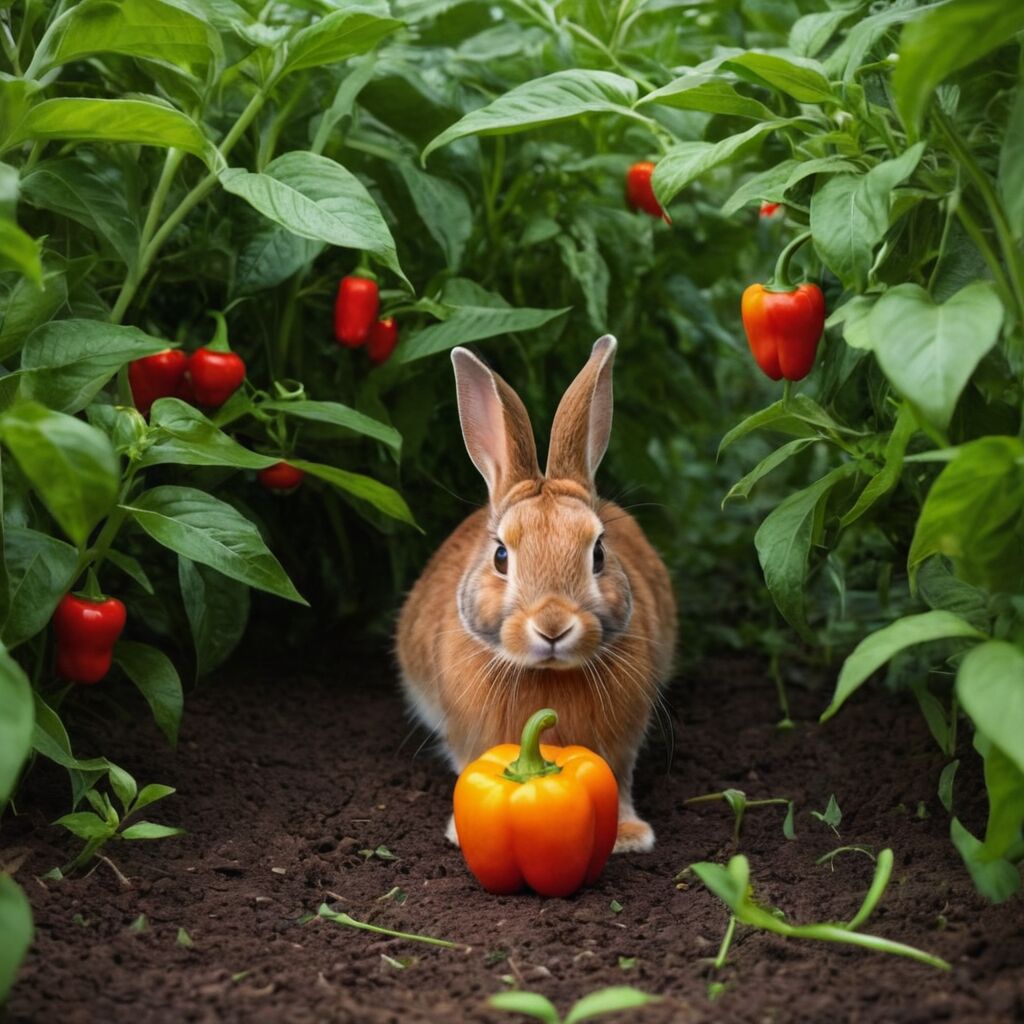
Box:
614 818 655 853
445 813 460 847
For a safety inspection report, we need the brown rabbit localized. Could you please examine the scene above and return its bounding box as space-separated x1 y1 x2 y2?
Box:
396 336 676 852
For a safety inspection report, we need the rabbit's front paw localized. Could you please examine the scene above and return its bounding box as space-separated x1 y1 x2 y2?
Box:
445 813 460 847
614 818 655 853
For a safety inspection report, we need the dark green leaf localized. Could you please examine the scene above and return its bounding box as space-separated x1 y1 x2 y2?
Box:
114 641 184 747
178 557 249 677
2 527 77 648
281 5 401 76
956 641 1024 777
839 405 915 527
639 73 774 120
292 459 415 525
0 644 33 807
260 399 401 455
0 875 32 1003
722 52 835 102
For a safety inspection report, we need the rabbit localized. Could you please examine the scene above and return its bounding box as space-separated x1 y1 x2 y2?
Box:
396 335 677 853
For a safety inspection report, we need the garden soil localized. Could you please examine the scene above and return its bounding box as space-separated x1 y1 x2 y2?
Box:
5 652 1023 1024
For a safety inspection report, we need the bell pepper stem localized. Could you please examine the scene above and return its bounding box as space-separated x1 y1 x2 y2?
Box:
80 568 104 602
503 708 562 782
771 231 813 290
207 311 231 352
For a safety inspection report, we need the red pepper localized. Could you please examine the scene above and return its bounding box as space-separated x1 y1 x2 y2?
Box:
128 349 187 416
741 282 825 382
625 161 670 224
367 318 399 365
54 593 127 685
259 461 305 494
185 348 246 407
760 201 783 219
334 276 379 347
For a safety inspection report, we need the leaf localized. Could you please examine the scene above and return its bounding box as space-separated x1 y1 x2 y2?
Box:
280 6 401 76
938 760 959 813
722 52 835 102
422 70 639 162
652 121 789 209
821 611 985 722
397 304 569 364
2 527 78 648
811 794 842 830
0 220 42 286
950 817 1020 903
0 267 68 362
55 810 112 840
722 156 858 217
120 821 184 840
292 459 415 526
140 398 277 470
0 875 32 1002
722 438 816 507
998 84 1024 238
907 436 1024 591
564 987 659 1024
31 695 111 804
487 992 559 1024
868 282 1003 431
19 319 168 413
178 557 249 677
105 549 154 594
233 222 322 295
114 641 184 747
718 395 856 455
21 158 140 268
810 144 924 290
134 783 175 811
34 0 218 75
956 641 1024 777
396 160 472 270
916 558 989 629
260 399 401 456
977 744 1024 861
311 55 377 155
893 0 1024 137
0 402 119 547
839 405 916 527
638 73 775 120
220 151 405 283
122 485 306 604
754 464 856 637
6 99 216 168
0 644 33 807
789 8 856 58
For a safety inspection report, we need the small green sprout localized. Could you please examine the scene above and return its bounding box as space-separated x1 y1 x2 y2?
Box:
810 794 842 836
685 788 794 843
360 844 398 861
489 986 658 1024
816 845 876 869
317 903 470 951
609 899 623 914
176 927 193 948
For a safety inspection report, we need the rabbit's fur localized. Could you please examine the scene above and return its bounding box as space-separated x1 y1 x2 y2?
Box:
397 336 676 852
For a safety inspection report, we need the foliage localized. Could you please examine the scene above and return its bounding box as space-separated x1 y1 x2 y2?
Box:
490 985 658 1024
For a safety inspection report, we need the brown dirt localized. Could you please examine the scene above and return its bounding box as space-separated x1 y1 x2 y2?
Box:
4 653 1023 1024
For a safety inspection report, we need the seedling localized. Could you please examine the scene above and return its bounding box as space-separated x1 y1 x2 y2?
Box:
691 851 949 970
609 899 623 914
129 914 149 932
53 765 183 873
816 845 875 869
316 903 470 951
810 794 843 837
489 986 658 1024
617 956 636 971
360 844 398 861
376 886 407 904
685 788 794 843
176 927 193 948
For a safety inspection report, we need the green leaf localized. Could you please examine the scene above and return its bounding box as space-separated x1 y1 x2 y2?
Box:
0 266 68 362
55 810 113 840
0 875 33 1003
2 527 78 648
397 304 569 364
280 6 401 76
652 121 790 209
33 0 218 75
19 319 168 414
178 557 249 677
122 485 306 604
105 549 154 594
0 219 42 286
114 641 184 747
0 402 119 547
292 459 415 526
233 221 322 295
311 55 377 155
397 160 472 270
422 70 639 163
120 821 184 840
907 436 1024 591
821 611 986 723
938 760 959 813
638 73 775 120
260 399 401 456
868 282 1003 431
789 8 857 58
999 84 1024 238
564 987 659 1024
133 782 175 812
722 52 835 103
811 794 842 830
839 404 916 527
21 158 140 268
893 0 1024 137
106 763 137 812
722 438 816 507
140 399 277 470
220 151 405 283
718 395 855 455
487 992 559 1024
722 156 858 217
917 558 989 630
956 641 1024 777
0 644 33 807
754 464 856 637
31 695 110 804
977 744 1024 862
810 144 924 290
950 817 1020 903
6 99 217 168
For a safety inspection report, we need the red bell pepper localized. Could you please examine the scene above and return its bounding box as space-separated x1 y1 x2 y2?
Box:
128 349 187 416
741 283 825 382
259 462 305 493
186 348 246 407
625 161 670 224
334 276 379 347
367 318 399 365
54 592 127 685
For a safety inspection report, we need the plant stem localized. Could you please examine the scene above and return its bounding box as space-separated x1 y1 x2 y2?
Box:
317 905 468 950
771 231 813 289
503 708 561 781
713 915 736 969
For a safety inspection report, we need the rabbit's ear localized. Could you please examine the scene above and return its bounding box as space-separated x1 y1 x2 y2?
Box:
546 334 617 489
452 348 540 503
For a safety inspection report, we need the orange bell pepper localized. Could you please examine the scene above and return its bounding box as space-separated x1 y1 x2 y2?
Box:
453 708 618 898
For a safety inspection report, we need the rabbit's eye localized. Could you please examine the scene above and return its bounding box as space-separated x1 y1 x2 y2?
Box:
494 544 508 575
593 538 605 574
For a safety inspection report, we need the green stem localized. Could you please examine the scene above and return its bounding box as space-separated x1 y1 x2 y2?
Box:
503 708 561 782
713 915 736 969
771 231 813 290
317 905 467 950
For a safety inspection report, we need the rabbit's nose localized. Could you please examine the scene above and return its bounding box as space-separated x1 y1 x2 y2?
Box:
534 625 572 646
